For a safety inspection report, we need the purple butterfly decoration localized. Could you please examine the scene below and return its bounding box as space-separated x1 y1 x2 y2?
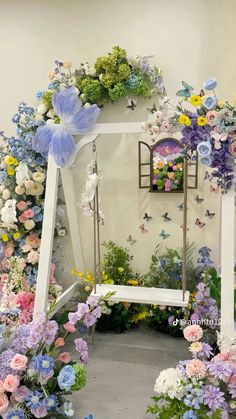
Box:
32 86 100 167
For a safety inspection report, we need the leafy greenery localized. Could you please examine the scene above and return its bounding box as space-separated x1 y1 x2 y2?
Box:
148 305 184 337
101 241 134 285
203 267 221 310
143 242 200 292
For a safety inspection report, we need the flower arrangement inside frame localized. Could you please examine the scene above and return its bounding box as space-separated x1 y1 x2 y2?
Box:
151 138 184 192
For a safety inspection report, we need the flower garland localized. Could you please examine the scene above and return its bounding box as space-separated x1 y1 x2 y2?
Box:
142 78 236 192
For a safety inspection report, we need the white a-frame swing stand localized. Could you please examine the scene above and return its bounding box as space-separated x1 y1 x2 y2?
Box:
33 122 235 348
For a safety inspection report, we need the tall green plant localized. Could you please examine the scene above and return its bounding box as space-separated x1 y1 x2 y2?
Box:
101 241 134 285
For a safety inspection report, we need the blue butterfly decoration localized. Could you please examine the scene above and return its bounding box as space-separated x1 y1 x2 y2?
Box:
84 416 93 419
159 229 170 240
176 81 194 98
33 86 100 167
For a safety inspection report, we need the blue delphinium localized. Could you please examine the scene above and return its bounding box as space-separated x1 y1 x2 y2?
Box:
183 385 204 410
182 410 198 419
6 409 25 419
31 354 54 374
45 394 59 410
26 390 43 409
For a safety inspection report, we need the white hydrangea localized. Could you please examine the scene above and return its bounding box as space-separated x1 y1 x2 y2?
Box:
154 368 184 400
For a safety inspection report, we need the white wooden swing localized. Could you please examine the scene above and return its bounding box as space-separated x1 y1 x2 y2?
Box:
33 122 235 348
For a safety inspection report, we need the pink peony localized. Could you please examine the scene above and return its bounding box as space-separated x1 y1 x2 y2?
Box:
17 201 28 211
15 291 35 310
13 385 30 402
0 394 9 414
3 375 20 392
10 354 28 371
63 322 76 333
23 208 34 218
186 359 207 378
183 325 203 342
58 352 71 363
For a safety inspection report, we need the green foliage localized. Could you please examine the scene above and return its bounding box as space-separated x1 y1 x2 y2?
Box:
42 90 53 107
144 242 200 293
129 76 149 96
102 241 134 285
203 267 221 309
148 305 184 337
96 302 132 333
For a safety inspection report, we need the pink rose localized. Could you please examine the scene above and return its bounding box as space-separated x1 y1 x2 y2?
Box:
0 394 9 414
3 375 19 393
206 110 218 125
21 244 31 253
13 385 30 402
63 322 76 333
10 354 28 371
23 208 34 218
4 246 14 258
0 380 4 394
58 352 71 363
18 214 27 223
17 201 28 211
27 250 39 264
24 180 34 189
55 338 65 348
183 324 203 342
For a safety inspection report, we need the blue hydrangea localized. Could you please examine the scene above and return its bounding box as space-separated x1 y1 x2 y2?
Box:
26 390 43 408
182 411 198 419
36 90 44 100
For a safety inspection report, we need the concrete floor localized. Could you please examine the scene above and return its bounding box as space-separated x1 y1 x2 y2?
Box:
68 327 189 419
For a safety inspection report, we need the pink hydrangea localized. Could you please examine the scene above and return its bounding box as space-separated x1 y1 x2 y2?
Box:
186 359 207 378
183 325 203 342
26 233 41 248
27 250 39 264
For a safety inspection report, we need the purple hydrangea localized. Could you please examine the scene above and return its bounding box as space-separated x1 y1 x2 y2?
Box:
203 385 225 411
229 383 236 399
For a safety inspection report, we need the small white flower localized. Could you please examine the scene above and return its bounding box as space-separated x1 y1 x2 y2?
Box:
2 189 10 200
32 171 46 183
47 109 56 119
154 368 184 400
37 103 48 115
15 162 29 186
46 119 56 125
57 228 66 237
24 219 36 230
1 199 17 226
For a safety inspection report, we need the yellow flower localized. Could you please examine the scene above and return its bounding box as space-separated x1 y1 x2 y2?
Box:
5 156 14 165
84 285 91 292
103 278 114 284
1 233 9 242
153 169 158 175
12 158 18 166
7 166 15 176
178 114 191 126
13 232 21 240
70 269 83 277
197 116 207 126
128 279 139 286
189 95 202 107
218 99 225 108
118 267 124 273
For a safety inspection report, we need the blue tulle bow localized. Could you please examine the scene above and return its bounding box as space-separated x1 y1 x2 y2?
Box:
32 86 100 167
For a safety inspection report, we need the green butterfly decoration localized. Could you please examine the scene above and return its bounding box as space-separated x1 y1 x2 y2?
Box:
176 81 194 98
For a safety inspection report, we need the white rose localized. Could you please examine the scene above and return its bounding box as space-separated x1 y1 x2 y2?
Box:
32 171 46 183
37 103 48 115
24 219 36 230
26 182 44 196
2 189 10 200
34 112 44 122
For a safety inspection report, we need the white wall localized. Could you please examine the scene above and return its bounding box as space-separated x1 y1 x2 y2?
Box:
0 0 235 287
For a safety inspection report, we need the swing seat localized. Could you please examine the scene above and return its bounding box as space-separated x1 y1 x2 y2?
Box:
91 284 190 307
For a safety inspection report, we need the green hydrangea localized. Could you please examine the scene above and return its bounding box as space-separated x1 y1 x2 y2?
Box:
129 77 149 96
111 45 127 60
108 82 127 101
42 90 53 107
118 63 131 81
79 78 105 105
100 72 118 88
71 364 86 391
